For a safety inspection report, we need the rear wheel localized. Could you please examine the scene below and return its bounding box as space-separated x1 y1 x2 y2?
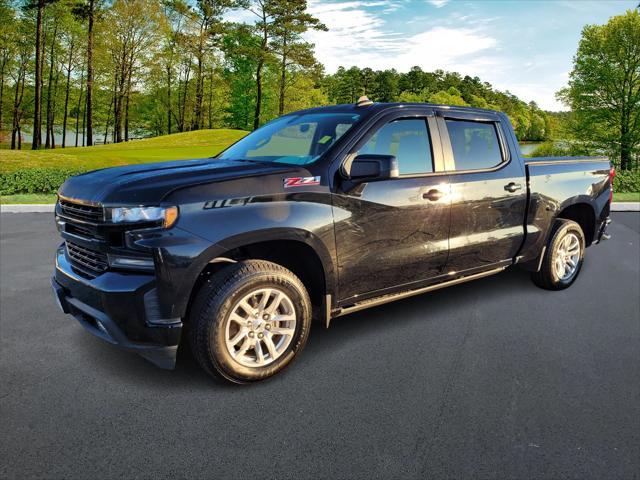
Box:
531 219 585 290
189 260 312 383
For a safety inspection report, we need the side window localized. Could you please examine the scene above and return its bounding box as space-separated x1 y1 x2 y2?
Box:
357 119 433 175
445 120 503 171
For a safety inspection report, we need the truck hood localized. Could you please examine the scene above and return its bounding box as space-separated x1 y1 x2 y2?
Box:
58 158 296 205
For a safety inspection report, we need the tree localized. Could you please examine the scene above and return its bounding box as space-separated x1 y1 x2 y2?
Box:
158 0 190 135
73 0 104 146
60 14 83 147
223 23 259 130
558 9 640 169
269 0 326 115
44 10 60 148
0 0 16 135
104 0 162 142
10 17 33 149
25 0 57 149
245 0 275 129
189 0 235 131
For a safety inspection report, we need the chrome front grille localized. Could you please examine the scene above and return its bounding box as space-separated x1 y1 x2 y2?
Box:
66 241 109 276
59 199 103 222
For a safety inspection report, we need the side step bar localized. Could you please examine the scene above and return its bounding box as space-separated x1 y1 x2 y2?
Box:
332 266 506 318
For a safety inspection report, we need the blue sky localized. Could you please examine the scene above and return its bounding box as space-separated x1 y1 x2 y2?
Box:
234 0 637 111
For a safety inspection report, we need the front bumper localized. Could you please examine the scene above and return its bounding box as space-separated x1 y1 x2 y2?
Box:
52 244 181 369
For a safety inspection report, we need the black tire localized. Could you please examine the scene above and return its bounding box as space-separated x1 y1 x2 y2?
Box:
189 260 312 384
531 219 586 290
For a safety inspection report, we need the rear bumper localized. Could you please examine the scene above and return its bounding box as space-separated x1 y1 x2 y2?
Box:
52 244 181 369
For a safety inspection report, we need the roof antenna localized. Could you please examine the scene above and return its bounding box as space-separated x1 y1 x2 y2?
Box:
355 95 373 107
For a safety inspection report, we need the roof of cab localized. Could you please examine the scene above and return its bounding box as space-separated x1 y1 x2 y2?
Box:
286 102 502 118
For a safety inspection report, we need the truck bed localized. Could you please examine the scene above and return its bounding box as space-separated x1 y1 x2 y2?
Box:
519 155 611 264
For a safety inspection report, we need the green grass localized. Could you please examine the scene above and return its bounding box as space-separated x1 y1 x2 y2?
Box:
0 129 247 173
614 192 640 202
1 193 58 204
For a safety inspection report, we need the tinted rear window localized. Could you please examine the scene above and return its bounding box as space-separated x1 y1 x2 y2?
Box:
446 120 503 171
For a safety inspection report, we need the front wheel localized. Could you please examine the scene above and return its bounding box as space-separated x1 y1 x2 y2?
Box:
189 260 312 383
531 219 585 290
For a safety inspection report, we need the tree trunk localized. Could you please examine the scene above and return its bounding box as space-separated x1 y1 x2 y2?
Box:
75 67 84 147
192 23 205 131
11 68 22 149
104 77 115 145
192 56 203 130
62 39 74 148
124 68 132 142
166 65 172 135
81 87 86 146
32 0 45 150
278 38 287 116
254 13 268 130
207 68 213 129
179 62 191 132
45 19 59 149
0 54 7 133
620 115 630 171
11 64 26 150
50 65 59 148
254 59 264 130
86 0 94 146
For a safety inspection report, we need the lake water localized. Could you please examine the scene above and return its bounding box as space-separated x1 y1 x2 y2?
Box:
9 128 150 146
6 129 545 155
519 142 542 155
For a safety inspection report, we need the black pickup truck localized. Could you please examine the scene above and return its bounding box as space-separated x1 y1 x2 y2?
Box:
52 99 613 383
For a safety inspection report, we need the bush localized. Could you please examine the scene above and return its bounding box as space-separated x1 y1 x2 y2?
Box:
0 168 86 195
527 141 596 157
614 169 640 193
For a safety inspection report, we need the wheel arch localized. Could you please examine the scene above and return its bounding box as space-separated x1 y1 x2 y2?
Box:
182 228 336 323
556 199 597 245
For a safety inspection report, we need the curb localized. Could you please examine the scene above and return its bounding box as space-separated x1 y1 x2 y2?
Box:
1 204 55 213
2 202 639 213
611 202 640 212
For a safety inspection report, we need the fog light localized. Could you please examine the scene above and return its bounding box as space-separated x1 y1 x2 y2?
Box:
108 255 155 271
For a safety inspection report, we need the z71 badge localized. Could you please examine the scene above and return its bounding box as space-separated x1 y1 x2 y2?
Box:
283 176 321 188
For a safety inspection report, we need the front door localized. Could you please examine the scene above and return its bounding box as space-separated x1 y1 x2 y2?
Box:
333 113 451 303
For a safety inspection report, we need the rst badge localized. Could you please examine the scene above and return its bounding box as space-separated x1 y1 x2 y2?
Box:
283 176 321 188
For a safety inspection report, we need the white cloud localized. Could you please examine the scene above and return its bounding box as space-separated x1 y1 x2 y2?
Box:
227 0 569 111
498 81 567 111
306 1 499 75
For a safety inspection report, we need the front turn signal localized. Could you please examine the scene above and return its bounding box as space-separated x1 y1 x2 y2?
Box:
163 206 179 229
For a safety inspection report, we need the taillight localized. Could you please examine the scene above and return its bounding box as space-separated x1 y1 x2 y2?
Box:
609 166 616 203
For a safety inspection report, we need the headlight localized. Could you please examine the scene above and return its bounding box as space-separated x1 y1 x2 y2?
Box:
107 206 179 228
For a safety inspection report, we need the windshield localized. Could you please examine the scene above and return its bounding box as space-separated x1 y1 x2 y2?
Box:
218 112 361 165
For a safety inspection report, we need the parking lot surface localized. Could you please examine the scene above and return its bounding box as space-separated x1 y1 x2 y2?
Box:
1 213 639 479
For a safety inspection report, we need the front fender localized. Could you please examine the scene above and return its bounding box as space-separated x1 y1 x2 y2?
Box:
160 194 338 318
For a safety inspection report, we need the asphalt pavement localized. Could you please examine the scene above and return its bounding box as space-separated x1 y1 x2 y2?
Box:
1 212 639 479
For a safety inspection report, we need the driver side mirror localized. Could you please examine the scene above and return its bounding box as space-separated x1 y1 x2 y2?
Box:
343 154 399 182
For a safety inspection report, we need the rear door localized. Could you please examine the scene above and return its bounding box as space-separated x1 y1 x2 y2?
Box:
436 110 527 274
332 108 451 303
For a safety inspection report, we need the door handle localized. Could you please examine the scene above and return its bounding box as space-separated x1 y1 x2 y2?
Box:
504 182 522 193
423 189 444 201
